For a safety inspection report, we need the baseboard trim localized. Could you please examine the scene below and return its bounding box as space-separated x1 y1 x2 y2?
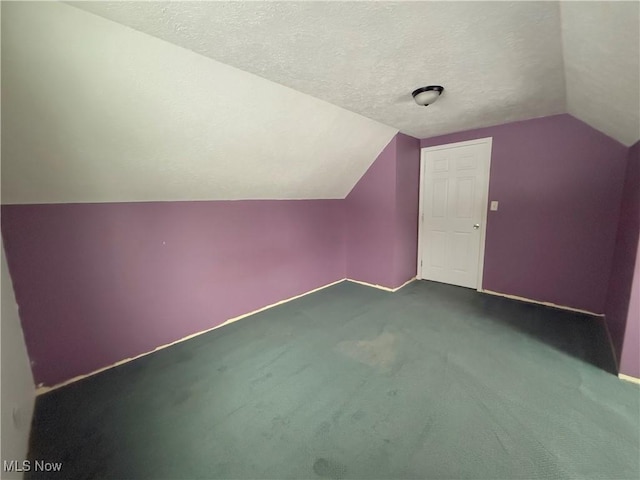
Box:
481 289 603 317
36 278 347 395
618 373 640 385
37 276 420 395
346 277 416 292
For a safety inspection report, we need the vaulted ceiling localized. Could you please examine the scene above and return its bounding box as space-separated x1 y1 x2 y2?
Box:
1 2 396 203
561 2 639 147
2 1 638 204
71 1 639 145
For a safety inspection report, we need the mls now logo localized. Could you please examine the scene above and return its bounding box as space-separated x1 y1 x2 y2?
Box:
3 460 63 473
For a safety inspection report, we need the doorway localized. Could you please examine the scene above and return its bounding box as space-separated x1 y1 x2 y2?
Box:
417 138 492 290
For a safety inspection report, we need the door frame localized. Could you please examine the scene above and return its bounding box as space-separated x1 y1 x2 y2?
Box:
416 137 493 292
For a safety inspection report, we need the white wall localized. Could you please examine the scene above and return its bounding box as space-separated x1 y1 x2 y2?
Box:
1 244 35 478
1 2 396 204
0 4 35 478
2 5 35 462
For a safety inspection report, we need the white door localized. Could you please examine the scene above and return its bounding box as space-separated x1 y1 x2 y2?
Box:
417 138 492 289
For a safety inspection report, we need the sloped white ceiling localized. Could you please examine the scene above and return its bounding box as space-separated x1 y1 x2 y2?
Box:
70 1 569 142
3 2 638 205
561 2 640 147
1 2 397 204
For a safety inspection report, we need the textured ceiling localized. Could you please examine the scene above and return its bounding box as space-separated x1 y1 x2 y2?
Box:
70 1 571 141
3 2 638 205
561 2 640 146
1 2 396 204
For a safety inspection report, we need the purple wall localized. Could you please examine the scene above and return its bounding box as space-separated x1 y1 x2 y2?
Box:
2 117 633 387
1 201 345 387
607 141 640 377
345 133 421 289
393 133 421 287
346 137 398 287
620 240 640 378
421 114 628 314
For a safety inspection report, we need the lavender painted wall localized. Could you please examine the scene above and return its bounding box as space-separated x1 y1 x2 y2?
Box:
620 240 640 379
393 133 421 287
605 141 640 366
1 200 345 387
346 137 398 287
1 116 630 387
345 133 421 289
607 141 640 378
421 114 628 314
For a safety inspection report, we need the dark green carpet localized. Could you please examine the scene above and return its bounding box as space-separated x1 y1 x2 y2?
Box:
27 281 639 479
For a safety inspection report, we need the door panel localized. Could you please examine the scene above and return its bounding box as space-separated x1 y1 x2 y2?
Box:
455 177 474 218
429 230 447 269
419 140 491 289
431 178 448 218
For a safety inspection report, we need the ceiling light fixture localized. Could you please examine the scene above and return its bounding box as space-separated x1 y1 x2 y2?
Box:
412 86 444 106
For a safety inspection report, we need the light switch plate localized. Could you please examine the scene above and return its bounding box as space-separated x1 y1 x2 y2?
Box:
490 201 499 211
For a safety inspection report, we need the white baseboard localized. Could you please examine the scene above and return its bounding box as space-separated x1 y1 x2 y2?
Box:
481 289 603 317
346 277 416 292
36 277 619 395
36 278 347 395
35 276 418 394
618 373 640 385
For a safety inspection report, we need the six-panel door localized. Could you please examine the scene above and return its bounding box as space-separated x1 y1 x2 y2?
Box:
419 140 490 289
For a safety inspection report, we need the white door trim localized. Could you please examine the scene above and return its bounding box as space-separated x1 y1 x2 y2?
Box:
417 137 493 292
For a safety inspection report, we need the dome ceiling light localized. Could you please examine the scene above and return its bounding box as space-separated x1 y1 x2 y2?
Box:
412 86 444 106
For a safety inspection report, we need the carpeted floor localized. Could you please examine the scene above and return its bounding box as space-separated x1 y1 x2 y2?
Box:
27 280 639 479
